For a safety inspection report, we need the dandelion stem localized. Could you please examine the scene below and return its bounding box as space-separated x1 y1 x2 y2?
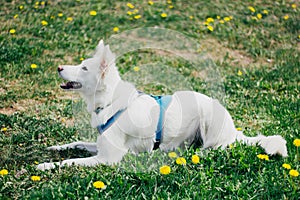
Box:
291 178 296 195
297 147 299 161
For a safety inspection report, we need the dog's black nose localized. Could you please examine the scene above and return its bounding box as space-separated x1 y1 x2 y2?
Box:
58 66 63 72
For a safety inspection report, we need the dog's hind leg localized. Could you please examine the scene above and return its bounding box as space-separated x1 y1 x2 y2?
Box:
47 141 98 154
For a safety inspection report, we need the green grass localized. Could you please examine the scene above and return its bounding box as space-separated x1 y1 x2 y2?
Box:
0 0 299 199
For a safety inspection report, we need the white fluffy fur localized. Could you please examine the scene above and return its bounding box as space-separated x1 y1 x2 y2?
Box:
37 40 288 170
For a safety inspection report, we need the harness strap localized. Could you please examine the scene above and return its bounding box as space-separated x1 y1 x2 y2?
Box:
96 108 126 135
151 95 172 150
95 93 172 150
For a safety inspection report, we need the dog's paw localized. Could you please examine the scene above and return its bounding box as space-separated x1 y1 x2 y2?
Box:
37 162 59 171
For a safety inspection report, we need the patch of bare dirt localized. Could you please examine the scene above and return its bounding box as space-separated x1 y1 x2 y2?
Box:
198 38 270 68
113 30 268 69
0 99 42 115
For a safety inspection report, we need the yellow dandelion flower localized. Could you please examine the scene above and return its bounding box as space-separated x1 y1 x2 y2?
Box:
148 1 154 6
61 118 66 123
168 152 177 158
192 155 200 164
189 16 194 20
176 157 187 165
93 181 106 189
58 13 63 17
261 154 268 161
293 139 300 147
127 3 135 9
159 165 171 175
251 16 258 21
298 35 300 39
89 10 97 16
161 13 167 18
134 15 141 19
14 14 18 19
0 169 8 176
289 169 299 177
237 70 243 76
80 57 84 61
133 66 140 72
283 15 289 20
224 17 231 22
169 5 174 9
41 1 45 6
263 10 268 15
257 154 263 159
113 27 119 32
167 0 172 4
248 6 256 13
219 20 225 24
132 9 139 14
19 5 24 10
207 25 214 32
262 154 268 160
41 20 48 26
66 17 73 21
229 144 234 149
1 127 8 132
257 13 262 19
282 163 291 170
127 11 132 15
229 16 233 19
31 64 38 69
35 1 39 5
9 29 16 34
291 4 297 9
217 16 221 19
206 17 214 23
31 176 41 182
236 127 242 131
34 161 39 165
257 154 269 161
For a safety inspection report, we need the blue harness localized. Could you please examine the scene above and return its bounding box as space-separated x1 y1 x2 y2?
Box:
96 94 172 150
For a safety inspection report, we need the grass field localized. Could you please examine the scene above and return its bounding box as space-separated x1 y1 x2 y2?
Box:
0 0 299 199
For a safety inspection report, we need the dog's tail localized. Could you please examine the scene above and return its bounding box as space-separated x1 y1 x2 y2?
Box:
236 131 288 157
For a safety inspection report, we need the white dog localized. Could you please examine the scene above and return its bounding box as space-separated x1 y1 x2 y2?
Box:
37 40 288 170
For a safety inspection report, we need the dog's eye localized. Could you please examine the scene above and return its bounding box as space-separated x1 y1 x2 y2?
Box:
82 66 88 71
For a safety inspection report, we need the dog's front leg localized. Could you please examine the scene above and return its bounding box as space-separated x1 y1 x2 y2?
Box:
60 156 104 168
37 162 60 171
37 155 104 171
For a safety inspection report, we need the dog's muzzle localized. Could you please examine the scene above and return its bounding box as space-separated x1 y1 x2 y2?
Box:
58 66 82 90
60 81 82 90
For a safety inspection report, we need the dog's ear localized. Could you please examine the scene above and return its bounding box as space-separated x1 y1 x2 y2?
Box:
103 45 115 64
100 44 115 78
95 40 105 57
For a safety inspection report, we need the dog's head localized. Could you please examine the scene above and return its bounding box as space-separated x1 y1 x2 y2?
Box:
58 40 116 96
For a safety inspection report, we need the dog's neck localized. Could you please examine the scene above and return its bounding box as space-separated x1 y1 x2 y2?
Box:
84 65 138 114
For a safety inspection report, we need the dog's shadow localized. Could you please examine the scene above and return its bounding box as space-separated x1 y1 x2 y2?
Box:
41 148 94 164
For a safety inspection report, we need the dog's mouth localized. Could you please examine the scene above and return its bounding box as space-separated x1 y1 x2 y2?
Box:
60 81 82 90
